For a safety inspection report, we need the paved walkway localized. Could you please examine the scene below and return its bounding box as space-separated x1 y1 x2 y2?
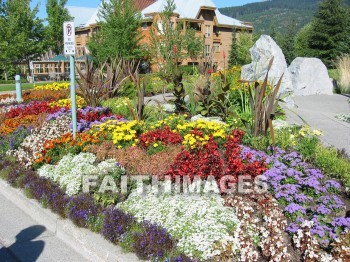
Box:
144 92 174 105
284 94 350 155
0 191 88 262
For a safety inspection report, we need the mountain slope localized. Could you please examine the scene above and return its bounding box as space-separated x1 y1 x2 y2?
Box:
219 0 350 34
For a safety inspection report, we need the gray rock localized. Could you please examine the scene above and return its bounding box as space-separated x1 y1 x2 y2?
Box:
272 119 290 130
288 57 333 96
190 114 224 124
241 35 293 95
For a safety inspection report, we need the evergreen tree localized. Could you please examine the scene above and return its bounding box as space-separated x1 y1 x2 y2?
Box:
229 31 254 66
88 0 144 62
229 30 239 66
46 0 72 55
308 0 350 67
280 20 297 64
294 23 313 57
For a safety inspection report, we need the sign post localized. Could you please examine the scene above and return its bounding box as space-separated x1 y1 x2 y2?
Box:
63 21 77 139
29 61 35 85
15 75 22 102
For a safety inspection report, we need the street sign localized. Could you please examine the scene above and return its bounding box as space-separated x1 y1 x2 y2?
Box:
63 21 75 55
63 21 77 139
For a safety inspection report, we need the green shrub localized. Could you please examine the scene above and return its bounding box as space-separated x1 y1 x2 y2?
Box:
118 79 136 99
101 97 134 120
145 75 173 95
180 65 198 75
0 79 28 84
296 136 318 161
314 145 350 188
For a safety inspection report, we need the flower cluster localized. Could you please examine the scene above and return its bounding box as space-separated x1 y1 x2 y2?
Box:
35 132 103 165
133 221 175 260
22 89 69 102
49 96 85 108
34 82 70 91
176 119 228 143
91 120 141 149
87 141 181 176
118 190 240 260
246 147 350 254
167 130 267 182
298 126 323 137
0 95 16 105
0 114 39 135
0 126 32 154
102 207 135 244
5 101 62 119
9 115 72 167
68 193 101 228
37 152 123 196
139 126 182 149
225 193 290 261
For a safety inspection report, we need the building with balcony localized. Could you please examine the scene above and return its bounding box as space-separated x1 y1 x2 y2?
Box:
28 0 252 81
75 0 253 71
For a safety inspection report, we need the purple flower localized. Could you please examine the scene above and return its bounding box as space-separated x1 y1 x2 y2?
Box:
316 205 332 215
294 194 312 204
325 180 341 191
286 223 300 233
331 217 350 228
285 203 306 214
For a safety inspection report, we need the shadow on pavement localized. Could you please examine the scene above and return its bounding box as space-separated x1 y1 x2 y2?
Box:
0 225 46 262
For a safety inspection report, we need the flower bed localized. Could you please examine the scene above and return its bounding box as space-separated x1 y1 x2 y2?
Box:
0 89 349 261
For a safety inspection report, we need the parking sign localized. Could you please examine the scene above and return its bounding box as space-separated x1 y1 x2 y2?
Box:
63 22 75 55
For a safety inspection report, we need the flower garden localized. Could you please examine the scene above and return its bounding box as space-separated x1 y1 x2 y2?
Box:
0 76 350 262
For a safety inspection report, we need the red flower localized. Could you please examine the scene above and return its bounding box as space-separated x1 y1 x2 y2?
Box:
139 126 182 149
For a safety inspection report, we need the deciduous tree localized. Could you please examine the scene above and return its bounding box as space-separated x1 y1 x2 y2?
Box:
88 0 144 62
46 0 72 55
149 0 203 81
0 0 45 78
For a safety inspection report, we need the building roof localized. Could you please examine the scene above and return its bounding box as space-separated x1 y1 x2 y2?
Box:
136 0 157 11
85 0 156 27
85 0 252 29
142 0 251 28
49 54 70 62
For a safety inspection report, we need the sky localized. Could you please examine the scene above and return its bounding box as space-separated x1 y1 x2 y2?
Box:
31 0 263 25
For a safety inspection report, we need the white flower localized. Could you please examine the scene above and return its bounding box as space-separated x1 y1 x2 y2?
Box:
118 191 239 260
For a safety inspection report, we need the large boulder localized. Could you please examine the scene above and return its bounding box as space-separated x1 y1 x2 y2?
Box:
288 57 333 96
241 35 293 95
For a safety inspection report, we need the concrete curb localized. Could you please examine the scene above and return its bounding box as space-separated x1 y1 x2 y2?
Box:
0 179 141 262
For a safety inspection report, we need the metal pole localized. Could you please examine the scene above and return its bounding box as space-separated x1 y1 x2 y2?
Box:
15 75 22 102
31 69 35 85
70 55 77 139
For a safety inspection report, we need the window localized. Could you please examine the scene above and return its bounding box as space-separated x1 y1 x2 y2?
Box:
205 45 210 57
55 63 60 73
142 22 148 30
213 43 220 53
65 63 70 73
205 25 210 38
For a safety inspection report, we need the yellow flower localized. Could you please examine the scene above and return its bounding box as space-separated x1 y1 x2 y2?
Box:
313 129 322 136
